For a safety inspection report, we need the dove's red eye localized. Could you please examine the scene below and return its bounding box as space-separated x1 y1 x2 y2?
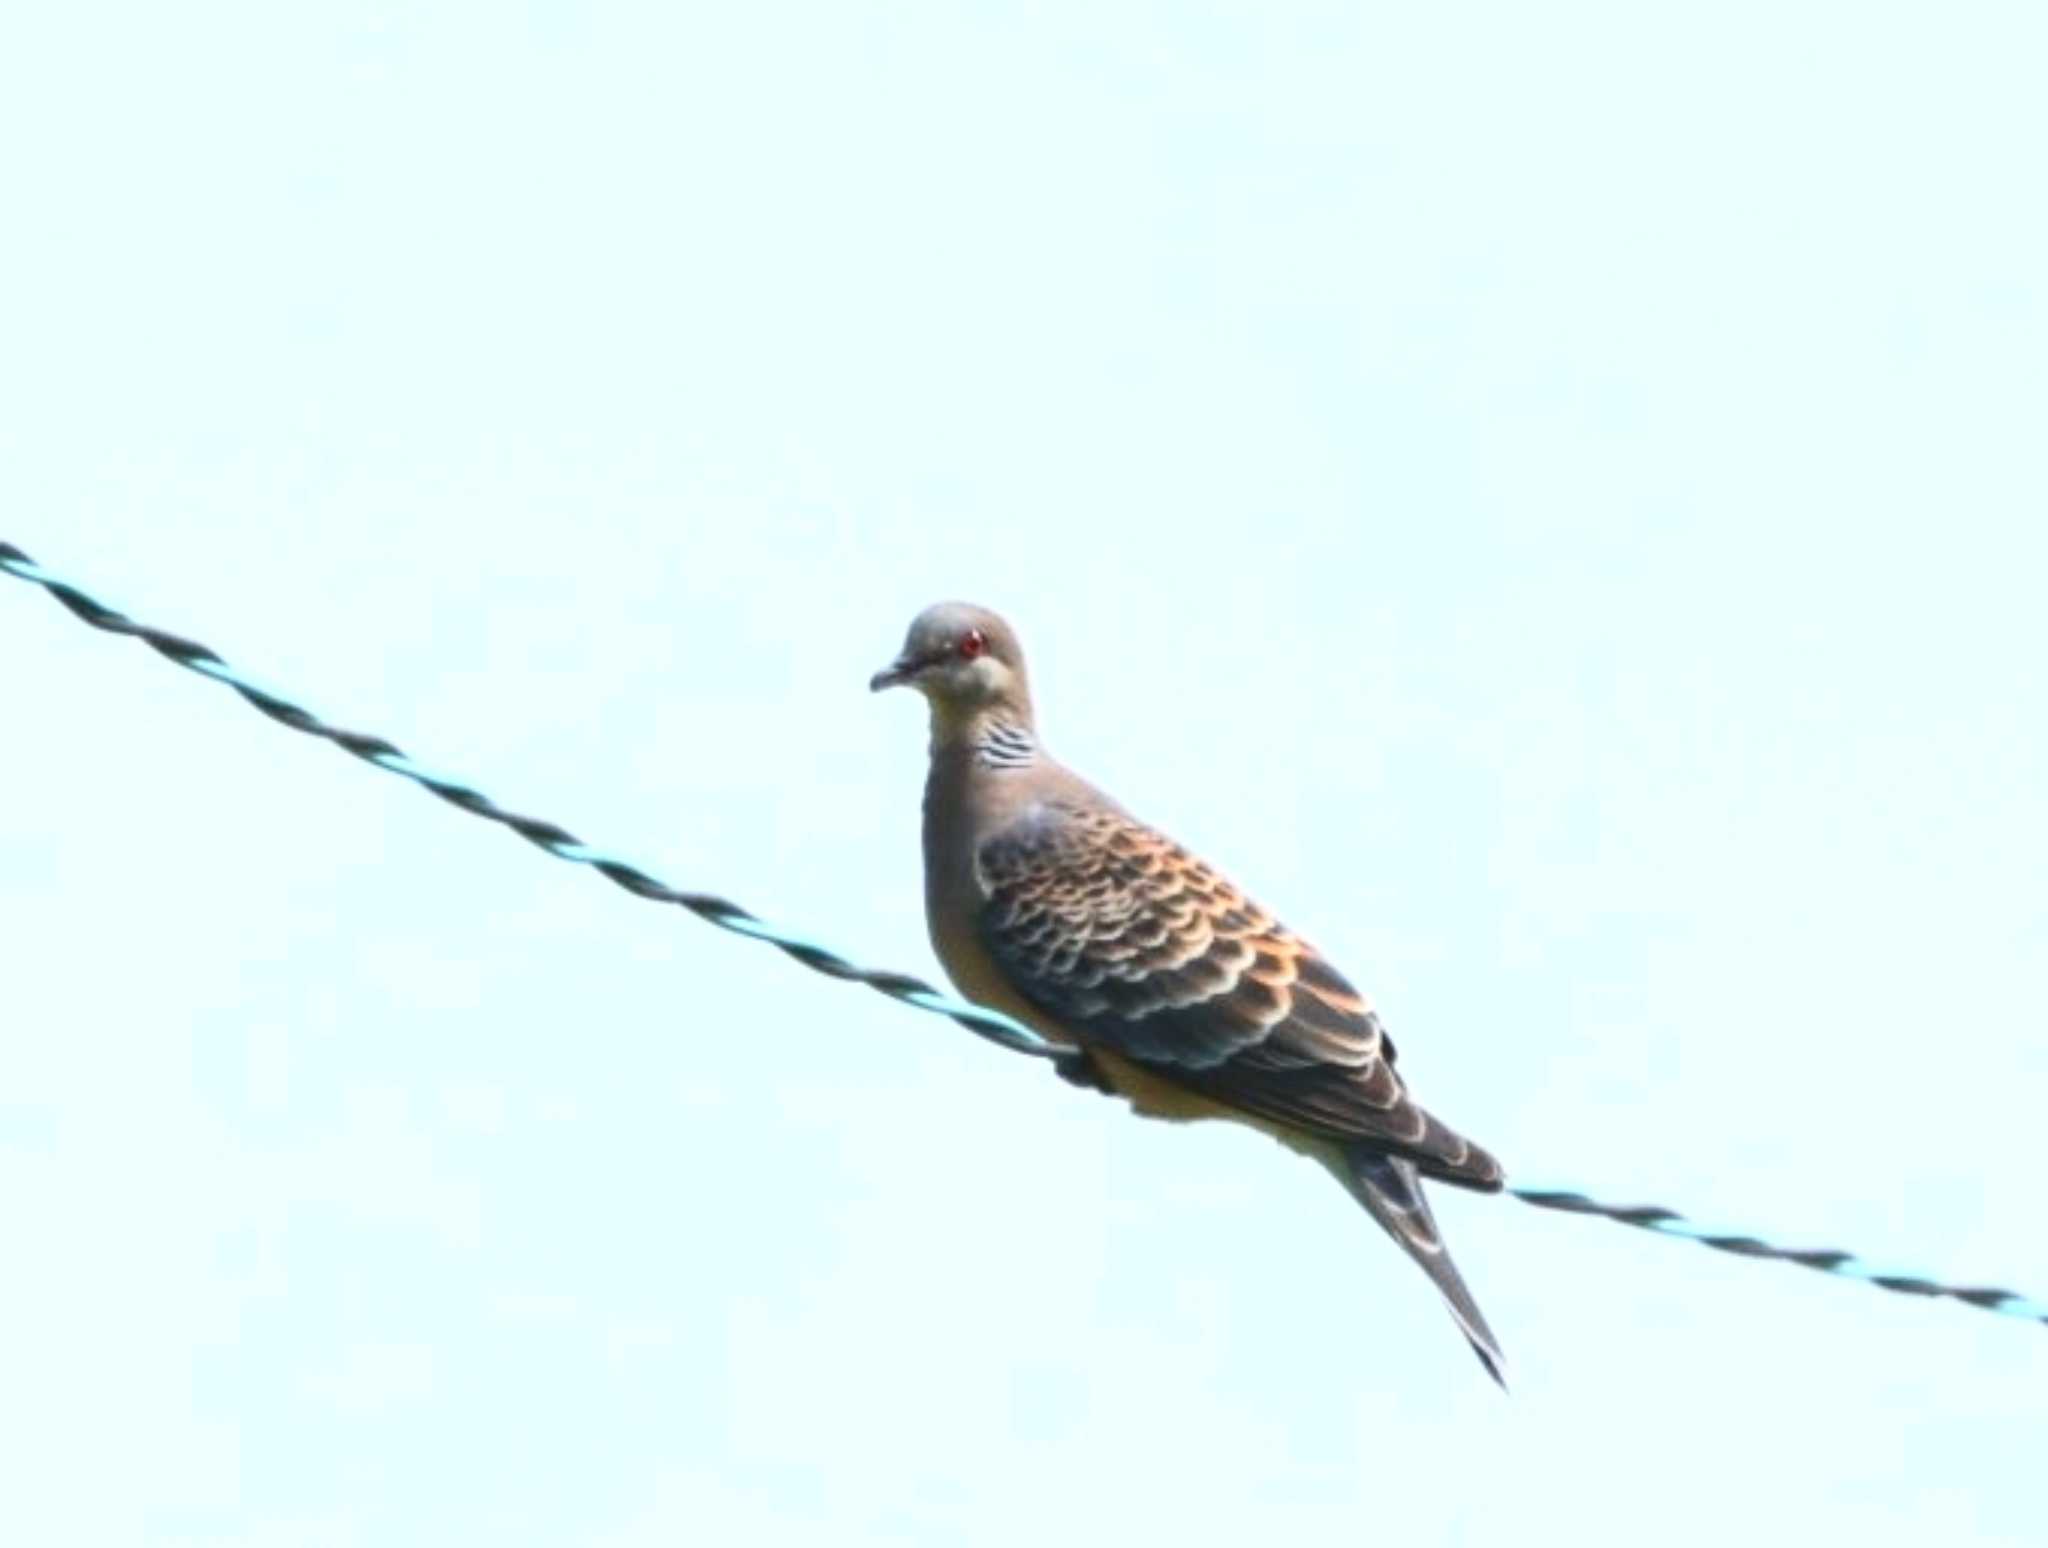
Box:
958 628 987 660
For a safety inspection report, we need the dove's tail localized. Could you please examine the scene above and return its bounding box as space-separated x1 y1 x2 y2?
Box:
1329 1145 1508 1391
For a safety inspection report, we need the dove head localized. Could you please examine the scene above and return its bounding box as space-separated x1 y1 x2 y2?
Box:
870 602 1034 734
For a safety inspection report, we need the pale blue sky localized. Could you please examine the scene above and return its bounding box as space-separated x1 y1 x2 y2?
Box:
3 3 2045 1544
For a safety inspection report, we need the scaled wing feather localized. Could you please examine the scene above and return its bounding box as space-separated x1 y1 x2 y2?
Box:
975 802 1502 1190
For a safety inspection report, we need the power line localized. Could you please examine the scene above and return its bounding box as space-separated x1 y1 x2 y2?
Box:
6 538 2042 1333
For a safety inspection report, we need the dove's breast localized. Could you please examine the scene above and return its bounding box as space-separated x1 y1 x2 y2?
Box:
919 751 1080 1048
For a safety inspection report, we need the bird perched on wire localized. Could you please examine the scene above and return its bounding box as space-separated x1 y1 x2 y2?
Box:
871 601 1509 1387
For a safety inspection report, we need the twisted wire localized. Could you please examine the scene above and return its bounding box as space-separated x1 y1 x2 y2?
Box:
0 541 1058 1062
1507 1187 2047 1326
5 539 2042 1332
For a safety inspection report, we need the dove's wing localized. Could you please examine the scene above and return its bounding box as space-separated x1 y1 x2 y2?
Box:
975 799 1502 1191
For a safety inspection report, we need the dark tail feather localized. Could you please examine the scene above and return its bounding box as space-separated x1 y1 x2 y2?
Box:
1333 1146 1508 1391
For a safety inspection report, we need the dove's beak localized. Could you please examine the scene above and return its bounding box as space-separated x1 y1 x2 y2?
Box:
869 658 916 692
